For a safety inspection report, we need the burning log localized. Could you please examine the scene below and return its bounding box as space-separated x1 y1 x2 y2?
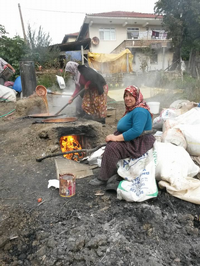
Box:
60 135 84 161
36 143 107 162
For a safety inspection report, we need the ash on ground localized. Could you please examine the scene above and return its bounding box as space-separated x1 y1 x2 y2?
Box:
1 92 200 266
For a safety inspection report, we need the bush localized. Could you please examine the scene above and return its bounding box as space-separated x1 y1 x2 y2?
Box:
37 73 57 88
160 72 200 102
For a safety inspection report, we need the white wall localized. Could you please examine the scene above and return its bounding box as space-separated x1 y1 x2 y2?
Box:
89 24 159 54
89 24 128 53
133 50 173 73
67 37 77 42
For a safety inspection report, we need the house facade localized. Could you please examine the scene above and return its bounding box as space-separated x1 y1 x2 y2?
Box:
77 11 173 73
62 32 79 43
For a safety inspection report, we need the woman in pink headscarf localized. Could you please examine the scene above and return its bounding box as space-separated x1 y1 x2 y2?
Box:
90 85 155 186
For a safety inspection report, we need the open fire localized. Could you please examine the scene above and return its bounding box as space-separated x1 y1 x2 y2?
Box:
59 135 85 161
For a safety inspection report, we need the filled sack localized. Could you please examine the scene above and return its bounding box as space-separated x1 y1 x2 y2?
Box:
155 141 200 204
174 124 200 156
161 127 187 149
117 148 158 202
0 84 17 102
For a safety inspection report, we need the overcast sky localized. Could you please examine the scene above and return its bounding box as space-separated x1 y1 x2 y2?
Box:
1 0 157 44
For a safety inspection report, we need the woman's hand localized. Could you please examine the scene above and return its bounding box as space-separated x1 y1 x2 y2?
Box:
105 134 115 142
84 85 89 90
105 134 124 142
68 96 73 104
7 64 15 73
11 67 15 73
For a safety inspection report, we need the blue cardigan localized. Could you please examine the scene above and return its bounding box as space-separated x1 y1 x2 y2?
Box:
117 107 152 141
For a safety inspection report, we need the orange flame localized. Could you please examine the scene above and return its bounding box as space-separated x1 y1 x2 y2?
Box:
59 135 84 161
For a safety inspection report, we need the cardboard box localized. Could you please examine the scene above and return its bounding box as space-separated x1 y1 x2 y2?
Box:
55 158 93 179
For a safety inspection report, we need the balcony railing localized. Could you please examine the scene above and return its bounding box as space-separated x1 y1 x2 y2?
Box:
127 30 167 41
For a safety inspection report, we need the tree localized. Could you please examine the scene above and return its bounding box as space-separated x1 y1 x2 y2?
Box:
0 23 61 85
0 24 29 79
27 24 52 49
0 24 7 36
154 0 200 69
26 24 60 69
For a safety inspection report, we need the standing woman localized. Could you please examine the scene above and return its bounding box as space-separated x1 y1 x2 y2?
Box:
65 61 108 122
89 85 156 185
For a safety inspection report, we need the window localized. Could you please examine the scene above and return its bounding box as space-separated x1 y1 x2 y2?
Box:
150 50 158 64
99 28 116 40
127 28 139 39
151 29 167 39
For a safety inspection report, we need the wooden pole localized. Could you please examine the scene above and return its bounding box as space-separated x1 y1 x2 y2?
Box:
126 53 129 73
162 47 166 70
81 45 84 65
18 3 27 43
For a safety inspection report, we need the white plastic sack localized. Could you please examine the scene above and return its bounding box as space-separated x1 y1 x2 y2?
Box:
170 99 197 113
155 141 199 181
161 127 187 149
171 107 200 127
154 131 163 142
152 116 163 129
0 85 17 102
175 124 200 156
170 99 190 109
154 141 200 204
117 148 158 202
117 141 200 204
161 108 182 120
153 108 181 129
87 147 105 165
162 119 172 132
56 75 65 89
180 102 198 113
163 107 200 131
162 108 200 155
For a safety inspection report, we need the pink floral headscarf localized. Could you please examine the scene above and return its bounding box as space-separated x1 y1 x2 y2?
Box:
65 61 80 86
123 85 153 117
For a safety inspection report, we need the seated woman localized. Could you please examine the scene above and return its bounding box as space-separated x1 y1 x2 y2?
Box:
89 85 156 185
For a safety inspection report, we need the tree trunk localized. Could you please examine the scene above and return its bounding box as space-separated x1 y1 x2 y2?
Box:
170 47 181 71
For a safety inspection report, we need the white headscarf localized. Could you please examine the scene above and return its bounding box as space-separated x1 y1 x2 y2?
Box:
65 61 80 86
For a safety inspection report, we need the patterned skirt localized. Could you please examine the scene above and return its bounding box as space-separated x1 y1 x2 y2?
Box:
82 85 108 118
99 134 156 181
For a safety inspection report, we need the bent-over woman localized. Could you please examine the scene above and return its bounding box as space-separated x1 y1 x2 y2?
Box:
65 61 108 122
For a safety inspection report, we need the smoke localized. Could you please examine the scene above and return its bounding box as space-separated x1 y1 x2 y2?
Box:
64 77 75 93
105 71 164 102
46 77 77 116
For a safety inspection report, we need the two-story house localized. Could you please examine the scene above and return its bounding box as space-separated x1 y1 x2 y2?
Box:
77 11 173 73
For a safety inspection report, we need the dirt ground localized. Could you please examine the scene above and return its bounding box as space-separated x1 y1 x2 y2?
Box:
1 90 200 266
